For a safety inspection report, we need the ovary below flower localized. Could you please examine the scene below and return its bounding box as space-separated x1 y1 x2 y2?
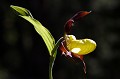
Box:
65 35 96 55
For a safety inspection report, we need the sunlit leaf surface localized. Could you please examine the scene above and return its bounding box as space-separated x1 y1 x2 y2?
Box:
10 5 55 55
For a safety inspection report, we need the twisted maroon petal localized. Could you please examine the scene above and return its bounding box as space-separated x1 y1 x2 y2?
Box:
71 11 91 21
64 11 91 34
64 19 74 34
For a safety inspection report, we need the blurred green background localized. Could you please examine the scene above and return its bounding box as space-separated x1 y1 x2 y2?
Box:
0 0 120 79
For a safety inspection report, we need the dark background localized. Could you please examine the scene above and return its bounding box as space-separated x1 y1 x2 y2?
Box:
0 0 120 79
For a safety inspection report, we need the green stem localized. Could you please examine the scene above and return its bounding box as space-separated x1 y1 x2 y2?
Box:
49 37 63 79
49 56 55 79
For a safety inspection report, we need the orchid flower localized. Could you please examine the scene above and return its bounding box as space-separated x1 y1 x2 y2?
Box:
60 11 96 74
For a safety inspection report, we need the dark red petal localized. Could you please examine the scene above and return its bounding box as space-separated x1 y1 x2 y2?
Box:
72 53 83 60
72 11 91 21
64 11 91 34
59 41 68 54
64 19 74 34
72 53 86 74
60 41 73 57
82 60 86 74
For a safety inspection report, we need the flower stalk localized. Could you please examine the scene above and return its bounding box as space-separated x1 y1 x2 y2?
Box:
49 37 63 79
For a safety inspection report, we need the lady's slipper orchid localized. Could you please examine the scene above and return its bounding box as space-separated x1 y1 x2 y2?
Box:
60 11 96 74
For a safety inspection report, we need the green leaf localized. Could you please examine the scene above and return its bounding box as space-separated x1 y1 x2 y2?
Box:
10 5 64 79
10 5 55 55
10 5 33 17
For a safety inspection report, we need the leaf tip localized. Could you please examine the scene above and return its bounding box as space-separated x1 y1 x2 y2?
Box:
10 5 16 9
